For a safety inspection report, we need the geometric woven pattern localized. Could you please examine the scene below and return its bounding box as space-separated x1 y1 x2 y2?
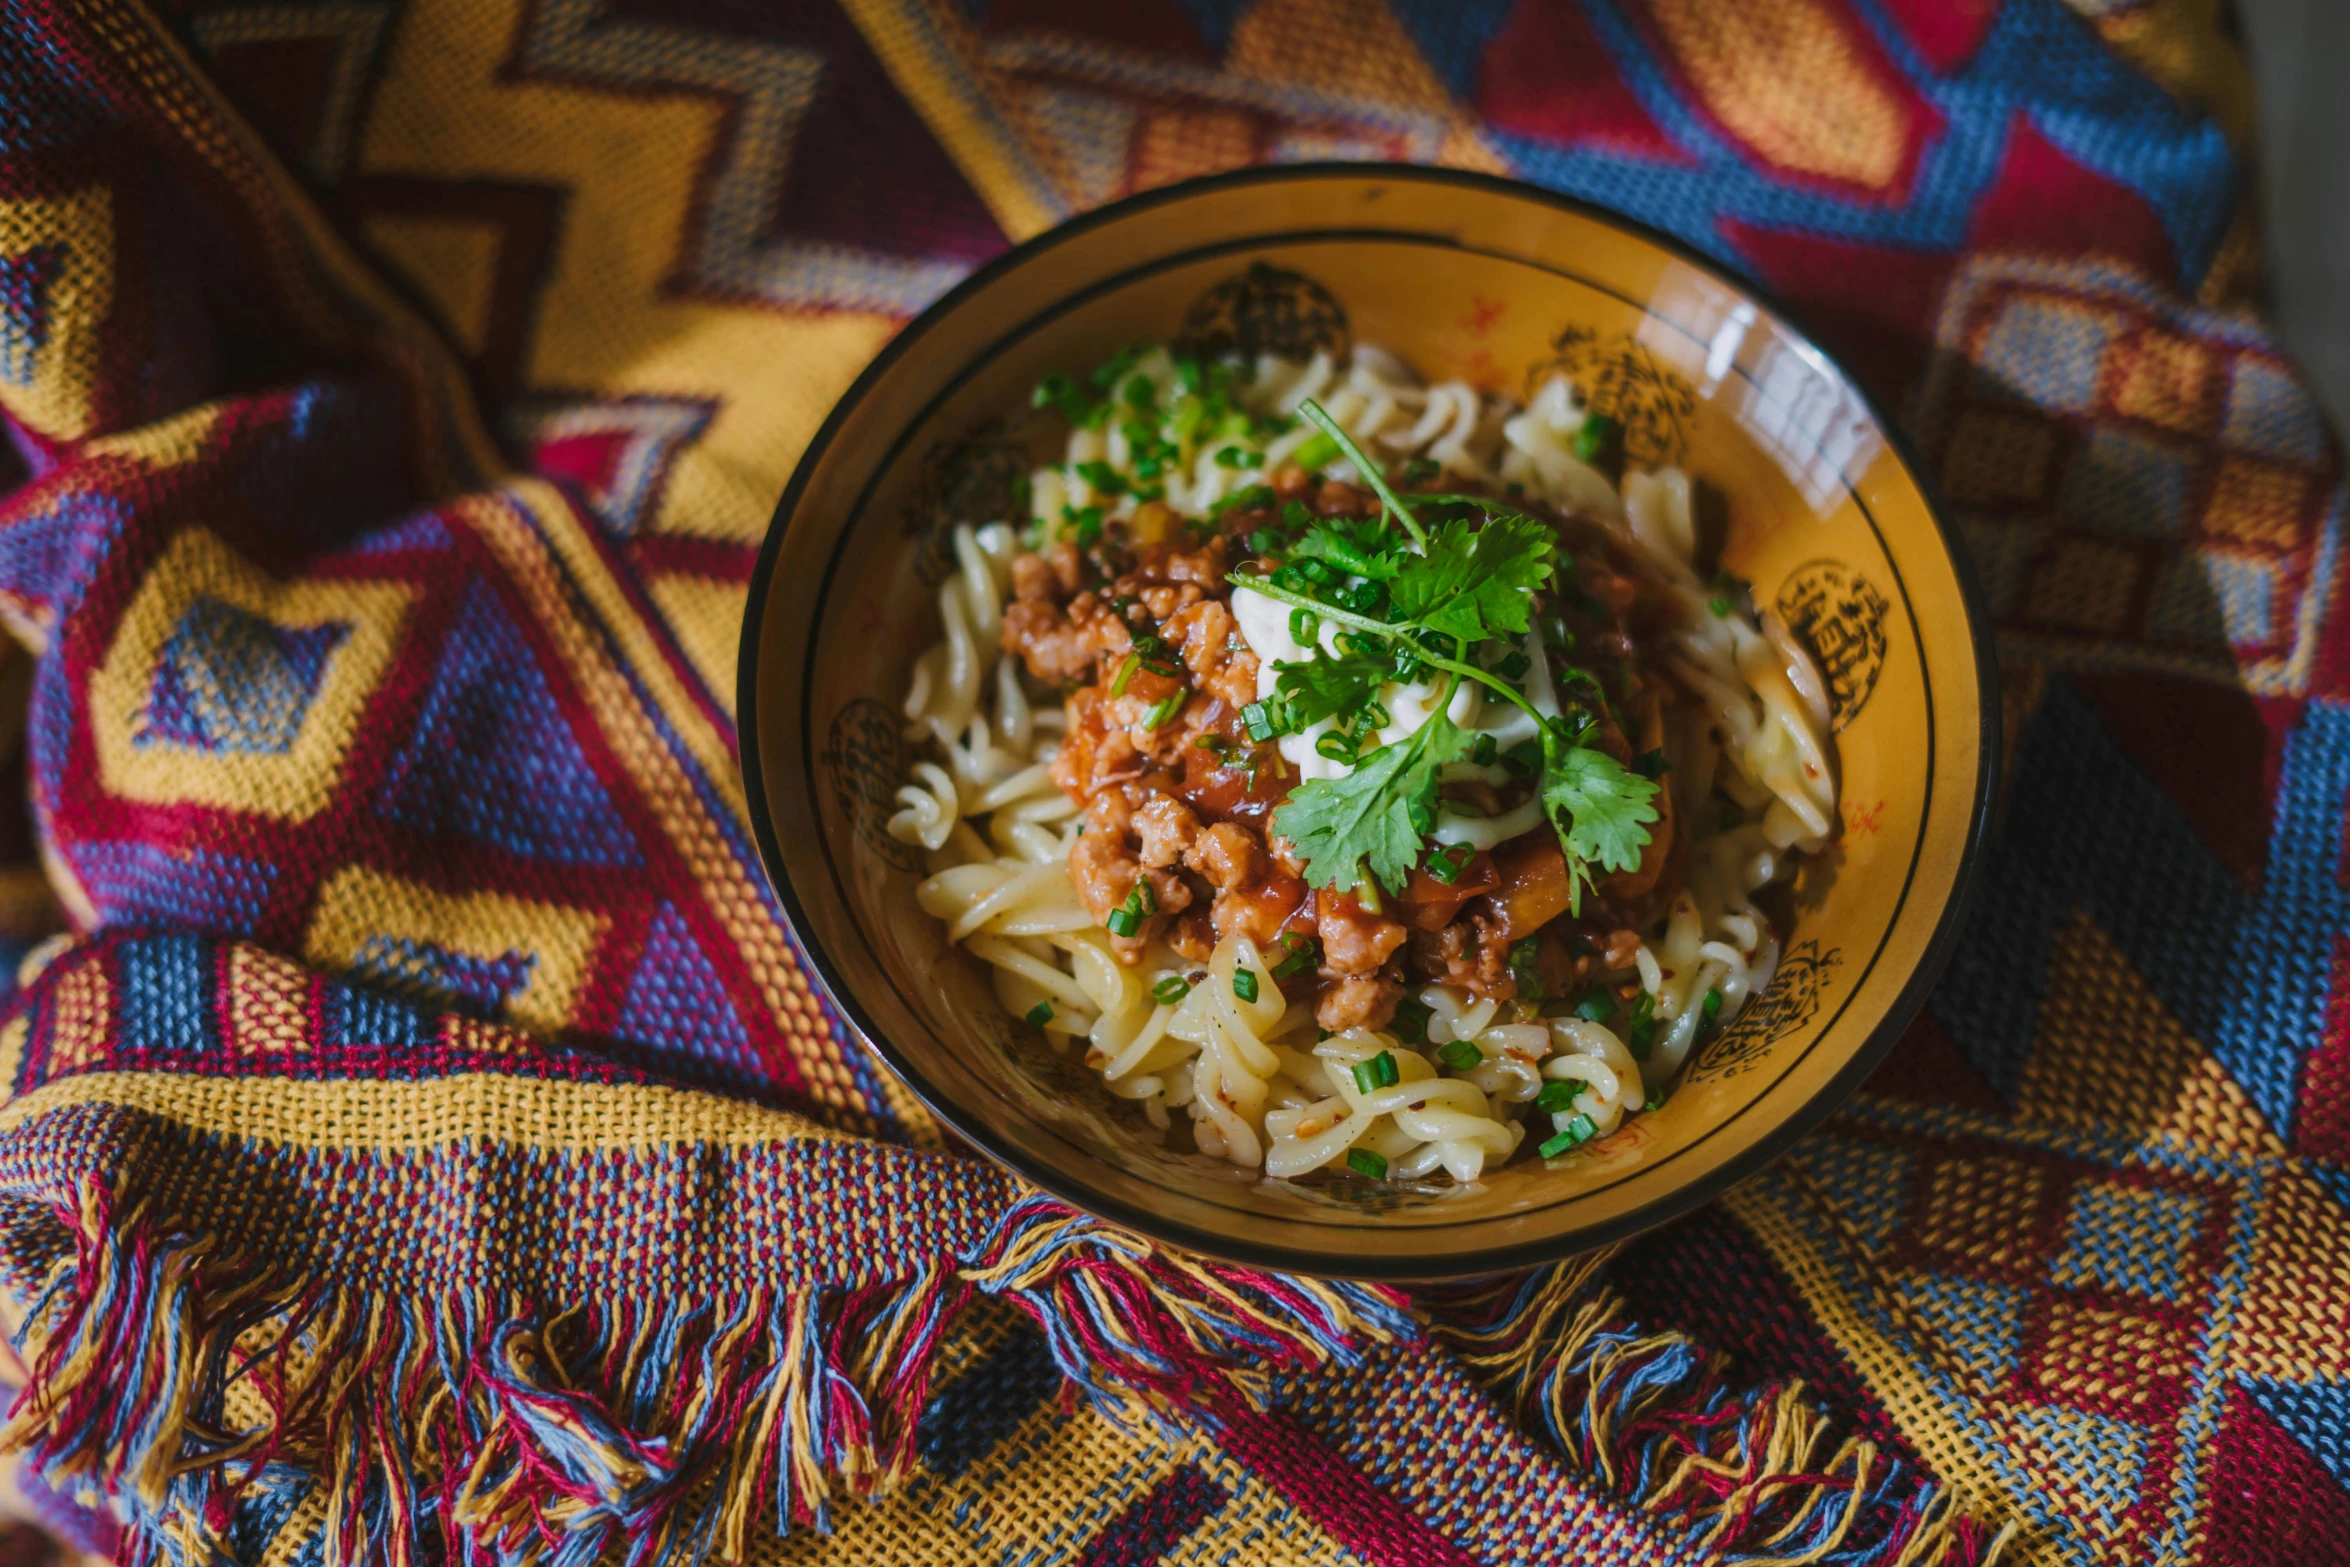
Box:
3 0 2346 1564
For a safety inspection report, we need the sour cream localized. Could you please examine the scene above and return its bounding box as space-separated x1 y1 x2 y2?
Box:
1229 581 1563 852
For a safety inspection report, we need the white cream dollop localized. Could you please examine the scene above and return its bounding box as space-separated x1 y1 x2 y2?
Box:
1227 579 1562 851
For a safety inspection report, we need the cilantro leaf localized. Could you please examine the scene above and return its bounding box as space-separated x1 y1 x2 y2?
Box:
1389 514 1554 644
1540 741 1660 892
1274 707 1471 896
1274 646 1393 729
1290 517 1401 580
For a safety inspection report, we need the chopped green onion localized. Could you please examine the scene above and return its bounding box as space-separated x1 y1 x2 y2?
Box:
1471 734 1499 768
1389 997 1432 1044
1625 989 1657 1060
1024 1001 1054 1028
1074 459 1126 495
1109 653 1140 697
1508 937 1545 1004
1437 1039 1483 1072
1710 595 1733 617
1289 607 1320 646
1105 877 1156 938
1151 975 1192 1006
1314 730 1358 765
1573 991 1618 1024
1350 1051 1398 1093
1247 527 1280 555
1346 1148 1388 1180
1702 988 1725 1024
1270 935 1319 979
1491 650 1531 680
1232 967 1260 1004
1535 1078 1583 1114
1423 843 1473 886
1242 702 1279 742
1291 431 1341 471
1209 483 1274 517
1350 1057 1379 1094
1644 1086 1667 1112
1213 445 1263 470
1122 374 1155 409
1402 457 1440 484
1570 412 1623 468
1142 691 1186 729
1540 1114 1599 1158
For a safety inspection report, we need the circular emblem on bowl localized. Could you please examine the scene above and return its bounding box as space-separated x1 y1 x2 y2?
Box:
820 698 922 874
1775 559 1891 730
1176 261 1350 364
1689 940 1845 1083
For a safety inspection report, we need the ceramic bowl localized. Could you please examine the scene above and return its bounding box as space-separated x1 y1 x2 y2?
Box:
740 165 1995 1281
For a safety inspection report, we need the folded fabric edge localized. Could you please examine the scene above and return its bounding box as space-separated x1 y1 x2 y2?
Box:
0 1179 1414 1565
1420 1260 2024 1567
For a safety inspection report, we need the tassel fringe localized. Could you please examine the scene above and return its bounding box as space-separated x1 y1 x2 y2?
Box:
0 1185 1412 1566
1420 1261 2021 1567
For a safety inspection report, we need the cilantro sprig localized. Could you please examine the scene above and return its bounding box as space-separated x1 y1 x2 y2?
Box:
1244 400 1660 908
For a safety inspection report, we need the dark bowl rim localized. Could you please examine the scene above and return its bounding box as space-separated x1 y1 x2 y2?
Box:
737 161 2001 1283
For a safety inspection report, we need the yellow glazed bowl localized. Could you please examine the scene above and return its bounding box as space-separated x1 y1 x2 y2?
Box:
740 166 1995 1280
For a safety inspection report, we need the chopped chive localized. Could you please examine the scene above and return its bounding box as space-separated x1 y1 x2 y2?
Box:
1289 607 1320 646
1152 975 1192 1006
1702 988 1725 1024
1351 1057 1379 1094
1625 989 1657 1060
1314 730 1358 765
1270 935 1319 979
1424 843 1473 885
1389 997 1432 1044
1024 1001 1054 1028
1141 691 1186 730
1437 1039 1483 1072
1209 483 1273 517
1539 1112 1600 1158
1231 966 1260 1004
1105 908 1141 938
1122 374 1155 409
1573 991 1617 1024
1710 595 1733 617
1570 412 1623 469
1507 937 1546 1004
1290 431 1341 471
1535 1077 1582 1114
1109 653 1140 697
1372 1050 1399 1088
1644 1086 1667 1112
1242 702 1278 742
1346 1148 1388 1180
1074 459 1126 495
1213 445 1263 470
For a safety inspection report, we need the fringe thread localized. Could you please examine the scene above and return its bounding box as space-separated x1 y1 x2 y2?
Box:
0 1186 1412 1567
1420 1259 2022 1567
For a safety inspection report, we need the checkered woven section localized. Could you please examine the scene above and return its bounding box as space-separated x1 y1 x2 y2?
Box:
0 0 2341 1564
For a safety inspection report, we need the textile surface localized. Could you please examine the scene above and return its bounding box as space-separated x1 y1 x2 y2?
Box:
0 0 2342 1564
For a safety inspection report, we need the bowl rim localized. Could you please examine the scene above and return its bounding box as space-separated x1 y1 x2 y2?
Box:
738 161 2000 1281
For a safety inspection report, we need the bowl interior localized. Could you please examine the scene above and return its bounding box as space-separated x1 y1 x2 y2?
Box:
745 168 1991 1277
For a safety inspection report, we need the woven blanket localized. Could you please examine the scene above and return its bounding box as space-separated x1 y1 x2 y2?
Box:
0 0 2341 1563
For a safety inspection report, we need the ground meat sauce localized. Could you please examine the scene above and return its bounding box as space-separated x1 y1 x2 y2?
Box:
1003 481 1681 1032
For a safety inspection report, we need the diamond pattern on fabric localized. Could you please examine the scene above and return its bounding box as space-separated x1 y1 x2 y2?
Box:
376 576 641 867
137 597 348 756
2050 1180 2205 1303
348 933 536 1019
613 902 756 1082
1891 1269 2026 1392
0 241 64 385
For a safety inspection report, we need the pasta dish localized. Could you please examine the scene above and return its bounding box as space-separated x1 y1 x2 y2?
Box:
884 340 1836 1187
